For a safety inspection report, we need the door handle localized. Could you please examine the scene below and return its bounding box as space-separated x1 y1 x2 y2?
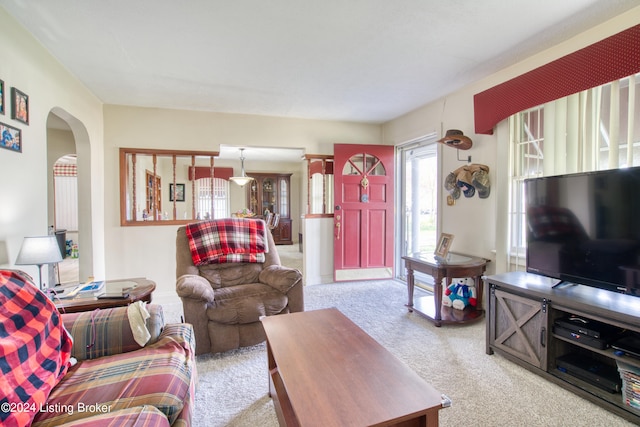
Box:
335 214 341 240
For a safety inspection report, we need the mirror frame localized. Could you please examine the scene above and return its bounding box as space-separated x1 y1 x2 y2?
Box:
119 147 220 226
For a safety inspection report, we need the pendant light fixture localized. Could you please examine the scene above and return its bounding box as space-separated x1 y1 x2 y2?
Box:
229 148 254 186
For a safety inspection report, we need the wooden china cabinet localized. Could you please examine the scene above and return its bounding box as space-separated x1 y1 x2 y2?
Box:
246 172 293 245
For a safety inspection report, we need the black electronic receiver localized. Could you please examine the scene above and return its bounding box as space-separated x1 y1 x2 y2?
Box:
556 353 621 394
552 325 611 350
611 333 640 359
554 315 619 339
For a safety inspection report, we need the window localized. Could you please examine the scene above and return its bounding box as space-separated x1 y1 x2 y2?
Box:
53 156 78 231
508 73 640 270
195 177 230 220
396 136 439 282
508 106 544 269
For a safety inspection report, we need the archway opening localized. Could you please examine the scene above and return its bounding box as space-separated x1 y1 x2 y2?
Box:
47 109 93 283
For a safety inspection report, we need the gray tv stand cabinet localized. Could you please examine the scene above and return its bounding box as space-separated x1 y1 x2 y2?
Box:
485 271 640 423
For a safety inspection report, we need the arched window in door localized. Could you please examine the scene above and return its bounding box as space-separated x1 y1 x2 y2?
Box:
342 153 386 177
340 152 387 205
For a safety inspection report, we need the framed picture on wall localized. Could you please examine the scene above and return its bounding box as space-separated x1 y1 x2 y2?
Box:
434 233 454 259
11 87 28 125
0 121 22 153
0 80 4 115
170 183 185 202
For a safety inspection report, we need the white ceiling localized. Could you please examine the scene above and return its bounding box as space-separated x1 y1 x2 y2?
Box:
2 1 639 130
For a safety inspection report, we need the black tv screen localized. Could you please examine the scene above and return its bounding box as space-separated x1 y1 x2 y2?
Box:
525 167 640 295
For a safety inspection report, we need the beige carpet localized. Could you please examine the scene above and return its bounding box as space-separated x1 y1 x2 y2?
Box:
162 276 635 427
275 243 302 271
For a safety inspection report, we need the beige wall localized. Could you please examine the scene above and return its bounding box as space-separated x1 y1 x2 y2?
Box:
382 6 640 275
2 4 639 297
0 8 105 280
103 105 381 300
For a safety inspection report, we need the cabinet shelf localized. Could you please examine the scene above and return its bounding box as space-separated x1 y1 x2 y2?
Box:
552 333 640 370
412 295 484 325
551 370 623 406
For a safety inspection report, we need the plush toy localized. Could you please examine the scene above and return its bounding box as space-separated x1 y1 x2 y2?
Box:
442 278 477 310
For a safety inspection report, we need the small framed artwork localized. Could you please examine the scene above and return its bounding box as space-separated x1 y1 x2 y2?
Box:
11 87 28 125
435 233 454 259
0 80 4 115
0 121 22 153
170 183 185 202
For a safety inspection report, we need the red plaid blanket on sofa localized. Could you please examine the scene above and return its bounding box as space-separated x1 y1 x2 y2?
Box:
185 218 268 265
0 270 73 427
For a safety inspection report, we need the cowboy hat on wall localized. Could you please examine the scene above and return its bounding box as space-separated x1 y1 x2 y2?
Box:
437 129 473 150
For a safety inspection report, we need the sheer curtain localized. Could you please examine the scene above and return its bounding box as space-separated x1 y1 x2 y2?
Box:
507 73 639 271
53 161 78 231
541 74 638 174
195 177 229 219
54 177 78 231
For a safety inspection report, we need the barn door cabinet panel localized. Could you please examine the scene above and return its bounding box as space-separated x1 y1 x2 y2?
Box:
488 285 548 370
247 173 293 245
485 271 640 424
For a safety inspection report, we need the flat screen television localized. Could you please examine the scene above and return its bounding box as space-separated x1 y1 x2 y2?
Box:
525 167 640 295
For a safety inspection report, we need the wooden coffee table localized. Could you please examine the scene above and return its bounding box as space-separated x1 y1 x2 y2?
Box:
261 308 447 427
53 278 155 313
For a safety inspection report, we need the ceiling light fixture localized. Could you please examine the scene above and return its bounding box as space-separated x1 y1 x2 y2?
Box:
229 148 254 187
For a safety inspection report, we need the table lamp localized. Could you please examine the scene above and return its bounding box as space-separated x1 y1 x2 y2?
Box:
15 236 63 291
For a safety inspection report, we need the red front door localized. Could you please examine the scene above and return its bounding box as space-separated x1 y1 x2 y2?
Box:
333 144 395 281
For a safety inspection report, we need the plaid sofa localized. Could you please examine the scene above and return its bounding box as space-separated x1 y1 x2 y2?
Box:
0 270 196 427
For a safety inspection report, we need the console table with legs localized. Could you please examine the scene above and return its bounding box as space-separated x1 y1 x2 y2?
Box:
403 252 488 326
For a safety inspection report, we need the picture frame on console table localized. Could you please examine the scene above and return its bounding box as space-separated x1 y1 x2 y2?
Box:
0 121 21 153
435 233 454 259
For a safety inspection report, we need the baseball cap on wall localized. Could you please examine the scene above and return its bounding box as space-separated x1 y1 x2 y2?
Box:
471 165 491 199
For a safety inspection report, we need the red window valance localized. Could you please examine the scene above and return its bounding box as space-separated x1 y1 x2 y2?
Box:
474 24 640 135
188 166 233 181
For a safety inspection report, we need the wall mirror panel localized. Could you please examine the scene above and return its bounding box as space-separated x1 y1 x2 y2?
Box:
305 155 334 217
119 148 220 226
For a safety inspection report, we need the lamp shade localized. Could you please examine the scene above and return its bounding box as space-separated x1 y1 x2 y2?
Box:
229 176 253 186
15 236 63 266
229 148 254 187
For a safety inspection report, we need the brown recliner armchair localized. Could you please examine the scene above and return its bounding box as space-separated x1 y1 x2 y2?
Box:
176 220 303 355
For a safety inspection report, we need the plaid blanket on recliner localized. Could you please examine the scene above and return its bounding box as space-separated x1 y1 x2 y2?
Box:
185 218 268 265
0 270 73 427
